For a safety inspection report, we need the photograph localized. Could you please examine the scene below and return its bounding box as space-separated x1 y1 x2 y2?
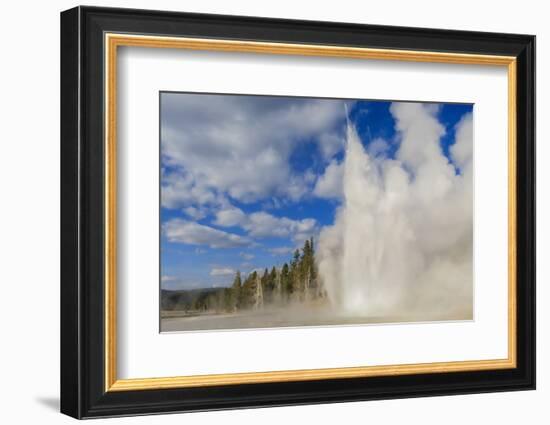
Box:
159 93 474 332
59 5 535 418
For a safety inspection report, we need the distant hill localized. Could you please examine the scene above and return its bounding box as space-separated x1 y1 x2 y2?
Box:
161 287 227 311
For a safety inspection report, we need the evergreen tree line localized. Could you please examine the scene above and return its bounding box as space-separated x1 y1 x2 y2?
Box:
182 237 326 313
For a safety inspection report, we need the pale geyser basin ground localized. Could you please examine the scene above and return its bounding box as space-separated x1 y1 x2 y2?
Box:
160 303 472 332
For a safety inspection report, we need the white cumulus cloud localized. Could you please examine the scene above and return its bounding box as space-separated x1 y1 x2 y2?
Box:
267 246 294 256
214 207 317 243
450 112 473 170
313 159 344 200
163 219 250 249
210 267 236 276
213 207 247 227
161 93 346 206
239 252 255 260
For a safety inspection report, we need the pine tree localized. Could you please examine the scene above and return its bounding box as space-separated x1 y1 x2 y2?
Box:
309 237 317 281
292 249 300 267
223 288 233 311
231 271 242 311
261 268 269 287
261 268 270 302
281 263 291 299
219 235 320 312
240 271 257 309
269 266 277 289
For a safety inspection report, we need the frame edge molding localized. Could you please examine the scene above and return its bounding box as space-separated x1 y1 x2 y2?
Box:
60 6 536 419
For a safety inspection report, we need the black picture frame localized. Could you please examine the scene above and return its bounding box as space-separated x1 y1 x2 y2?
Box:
61 5 535 419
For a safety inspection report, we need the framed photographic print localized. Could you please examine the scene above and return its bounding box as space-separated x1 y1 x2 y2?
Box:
60 6 535 419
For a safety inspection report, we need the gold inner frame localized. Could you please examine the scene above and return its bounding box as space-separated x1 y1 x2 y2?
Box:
104 33 517 392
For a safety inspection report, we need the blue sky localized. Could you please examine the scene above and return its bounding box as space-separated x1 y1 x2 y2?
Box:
160 93 472 290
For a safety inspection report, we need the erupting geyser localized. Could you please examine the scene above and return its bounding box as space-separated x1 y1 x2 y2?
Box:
317 103 473 319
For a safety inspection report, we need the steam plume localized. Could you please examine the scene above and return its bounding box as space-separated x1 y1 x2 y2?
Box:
317 103 473 319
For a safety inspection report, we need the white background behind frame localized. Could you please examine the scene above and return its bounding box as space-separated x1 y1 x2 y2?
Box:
117 46 508 379
1 1 545 424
